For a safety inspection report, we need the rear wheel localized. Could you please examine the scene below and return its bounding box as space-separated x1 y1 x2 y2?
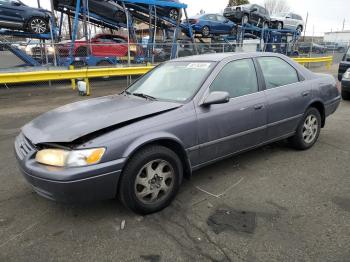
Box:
114 10 126 23
341 90 350 100
169 8 180 21
289 107 321 150
27 17 49 34
118 145 183 215
202 26 210 37
297 25 303 32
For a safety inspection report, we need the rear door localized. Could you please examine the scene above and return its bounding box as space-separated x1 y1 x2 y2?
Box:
256 56 311 140
196 58 267 164
0 0 24 27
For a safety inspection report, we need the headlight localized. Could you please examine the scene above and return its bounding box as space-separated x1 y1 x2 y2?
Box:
47 46 55 54
35 148 105 167
343 70 350 79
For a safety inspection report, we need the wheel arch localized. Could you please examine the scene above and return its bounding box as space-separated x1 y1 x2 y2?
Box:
122 133 192 179
308 100 326 127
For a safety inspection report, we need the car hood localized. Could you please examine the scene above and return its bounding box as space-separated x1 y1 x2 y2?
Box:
22 95 182 145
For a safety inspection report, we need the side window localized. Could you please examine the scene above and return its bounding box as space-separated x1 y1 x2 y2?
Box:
210 59 259 98
207 14 217 21
0 0 11 3
216 15 226 22
257 57 300 89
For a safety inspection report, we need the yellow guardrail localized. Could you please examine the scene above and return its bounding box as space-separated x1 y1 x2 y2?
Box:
0 56 334 94
293 56 333 69
0 66 154 84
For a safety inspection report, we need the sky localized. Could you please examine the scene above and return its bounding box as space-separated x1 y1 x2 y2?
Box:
22 0 350 36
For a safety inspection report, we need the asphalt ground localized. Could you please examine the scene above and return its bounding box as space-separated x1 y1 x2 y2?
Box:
0 66 349 262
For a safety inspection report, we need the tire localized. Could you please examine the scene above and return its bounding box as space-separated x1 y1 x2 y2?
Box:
342 90 350 100
76 46 88 57
118 145 183 215
230 26 237 36
114 10 126 23
202 26 210 37
297 25 303 33
277 22 283 30
27 17 49 34
289 107 322 150
242 14 249 24
169 8 180 21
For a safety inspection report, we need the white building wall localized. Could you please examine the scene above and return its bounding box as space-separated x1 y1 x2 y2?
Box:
324 31 350 43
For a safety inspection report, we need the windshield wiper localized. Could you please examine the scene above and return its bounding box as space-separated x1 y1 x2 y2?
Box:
132 92 157 101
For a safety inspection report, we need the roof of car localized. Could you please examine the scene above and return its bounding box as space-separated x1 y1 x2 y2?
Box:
172 52 281 62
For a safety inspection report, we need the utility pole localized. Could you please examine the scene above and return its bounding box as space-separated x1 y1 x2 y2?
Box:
342 19 345 31
303 12 308 42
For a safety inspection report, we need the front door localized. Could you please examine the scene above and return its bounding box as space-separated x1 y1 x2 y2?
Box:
256 56 312 140
196 58 267 165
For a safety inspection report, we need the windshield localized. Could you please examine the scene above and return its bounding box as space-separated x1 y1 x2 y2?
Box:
126 62 215 102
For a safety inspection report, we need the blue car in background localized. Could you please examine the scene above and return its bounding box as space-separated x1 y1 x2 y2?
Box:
188 14 236 37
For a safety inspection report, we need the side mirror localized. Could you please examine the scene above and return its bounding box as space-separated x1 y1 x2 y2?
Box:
250 8 258 13
201 91 230 106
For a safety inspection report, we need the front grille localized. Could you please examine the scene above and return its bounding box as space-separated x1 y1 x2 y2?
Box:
15 133 36 160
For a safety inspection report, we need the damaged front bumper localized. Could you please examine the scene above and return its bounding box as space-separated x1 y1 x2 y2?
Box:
14 133 125 203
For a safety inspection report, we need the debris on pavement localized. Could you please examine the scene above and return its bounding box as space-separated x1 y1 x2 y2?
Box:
207 208 256 234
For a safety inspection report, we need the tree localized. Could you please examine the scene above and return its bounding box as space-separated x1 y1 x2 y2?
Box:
263 0 290 15
228 0 249 7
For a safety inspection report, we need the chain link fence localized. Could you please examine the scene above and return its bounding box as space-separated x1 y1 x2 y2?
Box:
1 38 348 92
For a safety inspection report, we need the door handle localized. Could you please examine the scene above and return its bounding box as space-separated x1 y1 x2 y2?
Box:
254 104 264 110
301 91 310 97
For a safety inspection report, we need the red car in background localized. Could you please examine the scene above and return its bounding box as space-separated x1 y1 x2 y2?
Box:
58 34 140 59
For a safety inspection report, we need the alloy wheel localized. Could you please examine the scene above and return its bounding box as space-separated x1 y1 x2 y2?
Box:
169 9 179 20
302 115 318 144
134 159 175 204
202 26 210 37
30 18 47 34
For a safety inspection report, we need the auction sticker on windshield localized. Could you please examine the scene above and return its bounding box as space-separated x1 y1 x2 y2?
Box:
186 63 212 69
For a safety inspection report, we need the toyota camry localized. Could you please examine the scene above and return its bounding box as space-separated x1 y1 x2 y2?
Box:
15 53 341 214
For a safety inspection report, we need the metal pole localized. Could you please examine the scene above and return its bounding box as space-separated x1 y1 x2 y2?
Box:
303 12 308 42
36 0 41 8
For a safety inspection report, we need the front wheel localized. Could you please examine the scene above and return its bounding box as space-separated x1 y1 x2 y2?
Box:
27 17 49 34
118 145 183 215
289 108 321 150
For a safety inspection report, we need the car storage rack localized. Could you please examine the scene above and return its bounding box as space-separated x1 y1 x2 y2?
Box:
55 0 196 66
236 22 301 53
